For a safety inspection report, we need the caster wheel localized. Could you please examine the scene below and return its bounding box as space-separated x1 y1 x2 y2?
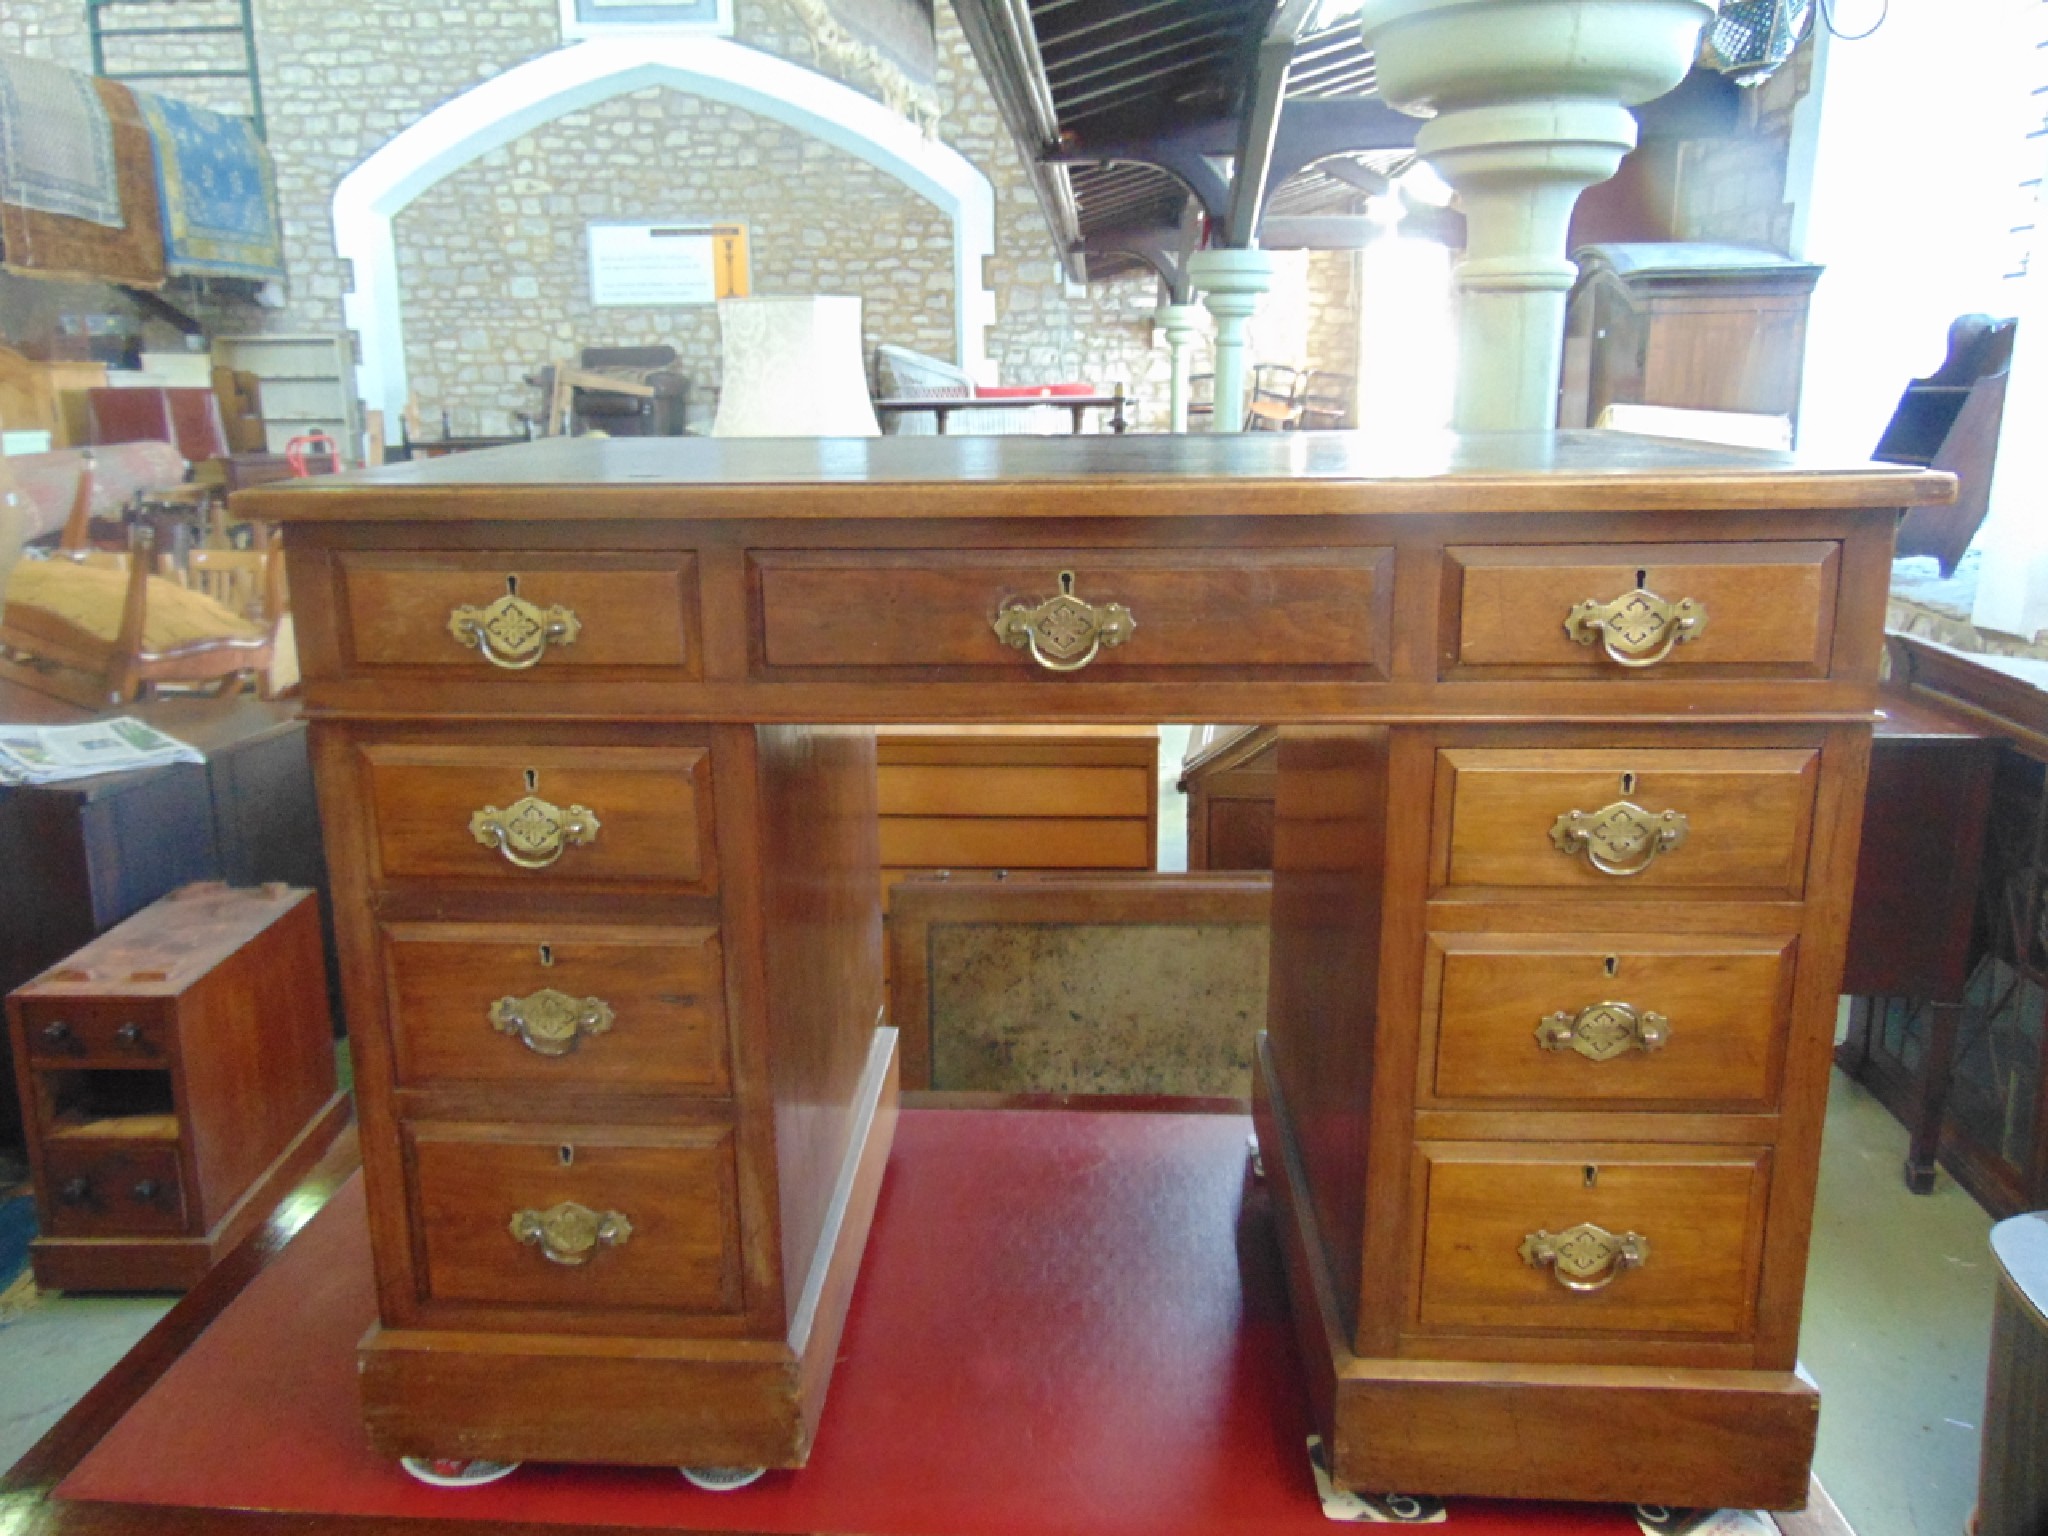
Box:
399 1456 520 1488
680 1465 766 1492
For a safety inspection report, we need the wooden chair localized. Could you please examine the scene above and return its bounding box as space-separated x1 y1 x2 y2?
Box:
1243 364 1304 431
0 457 289 708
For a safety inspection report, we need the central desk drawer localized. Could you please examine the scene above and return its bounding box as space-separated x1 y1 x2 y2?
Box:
335 553 699 673
360 742 716 890
752 549 1392 674
385 923 730 1093
1435 748 1818 895
1425 934 1794 1108
1416 1144 1769 1339
408 1123 743 1315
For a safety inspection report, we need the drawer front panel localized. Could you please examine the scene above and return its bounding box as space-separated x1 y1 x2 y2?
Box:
41 1142 186 1235
385 924 730 1093
17 998 174 1066
754 549 1391 673
337 554 698 672
1417 1145 1769 1337
361 743 714 889
1427 936 1794 1107
1446 543 1839 674
1437 748 1818 895
409 1125 742 1314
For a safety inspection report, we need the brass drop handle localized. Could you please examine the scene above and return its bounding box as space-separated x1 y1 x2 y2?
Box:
1550 801 1688 877
115 1022 144 1047
490 989 615 1057
469 795 601 870
448 592 581 670
510 1201 633 1266
991 570 1135 673
1564 586 1706 668
1521 1223 1648 1292
1536 1002 1670 1061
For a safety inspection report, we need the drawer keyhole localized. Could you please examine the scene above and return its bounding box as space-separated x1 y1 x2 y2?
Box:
1584 1165 1599 1189
506 574 521 597
539 944 554 968
525 767 540 793
1604 955 1620 978
1635 568 1648 589
559 1144 575 1168
1620 771 1637 796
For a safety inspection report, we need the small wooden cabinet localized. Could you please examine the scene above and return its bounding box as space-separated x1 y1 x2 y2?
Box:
9 882 347 1291
1558 243 1822 432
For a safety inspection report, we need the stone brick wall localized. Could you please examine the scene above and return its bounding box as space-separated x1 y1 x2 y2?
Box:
1674 45 1814 251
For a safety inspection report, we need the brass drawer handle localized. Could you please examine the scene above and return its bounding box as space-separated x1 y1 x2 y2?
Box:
490 988 615 1057
510 1201 633 1266
469 795 601 870
1564 587 1706 668
1550 801 1687 877
1520 1222 1648 1292
1536 1002 1669 1061
991 570 1135 673
448 592 581 670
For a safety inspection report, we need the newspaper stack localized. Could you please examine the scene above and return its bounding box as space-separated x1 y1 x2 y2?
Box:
0 717 206 786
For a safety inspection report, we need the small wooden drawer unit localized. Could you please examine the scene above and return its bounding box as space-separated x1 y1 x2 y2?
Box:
7 882 346 1292
334 552 701 674
1424 934 1794 1108
1414 1144 1772 1340
1443 542 1840 677
359 741 716 890
1434 747 1819 895
407 1123 743 1315
752 548 1393 676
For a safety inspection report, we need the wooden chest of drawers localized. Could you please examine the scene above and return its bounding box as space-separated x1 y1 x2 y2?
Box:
243 431 1949 1505
8 882 348 1291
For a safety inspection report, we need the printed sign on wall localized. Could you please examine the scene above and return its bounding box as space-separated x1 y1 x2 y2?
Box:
586 221 751 307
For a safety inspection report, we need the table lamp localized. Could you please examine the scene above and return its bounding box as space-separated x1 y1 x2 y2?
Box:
711 295 881 438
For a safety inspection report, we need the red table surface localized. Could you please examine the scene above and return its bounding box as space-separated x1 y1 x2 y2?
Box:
60 1108 1640 1534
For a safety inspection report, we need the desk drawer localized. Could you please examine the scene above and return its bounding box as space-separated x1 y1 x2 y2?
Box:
1416 1144 1769 1338
1435 748 1818 895
17 998 174 1067
40 1141 187 1235
336 553 699 673
753 549 1391 675
408 1122 743 1315
1426 935 1793 1108
1444 543 1838 675
360 742 715 890
385 923 730 1093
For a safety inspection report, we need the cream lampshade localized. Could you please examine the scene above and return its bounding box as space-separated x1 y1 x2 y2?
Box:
710 295 881 438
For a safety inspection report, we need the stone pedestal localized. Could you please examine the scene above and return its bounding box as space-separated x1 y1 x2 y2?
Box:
1188 249 1278 434
1359 0 1717 432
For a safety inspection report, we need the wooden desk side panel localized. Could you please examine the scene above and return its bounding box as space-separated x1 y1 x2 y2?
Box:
1265 727 1393 1338
751 724 886 1324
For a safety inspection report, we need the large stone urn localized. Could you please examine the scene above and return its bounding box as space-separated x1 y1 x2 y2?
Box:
1360 0 1718 431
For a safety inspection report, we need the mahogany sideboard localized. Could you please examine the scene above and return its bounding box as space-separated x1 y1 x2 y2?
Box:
240 431 1950 1509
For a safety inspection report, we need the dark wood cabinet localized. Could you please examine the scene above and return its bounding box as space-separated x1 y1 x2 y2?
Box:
1558 242 1822 432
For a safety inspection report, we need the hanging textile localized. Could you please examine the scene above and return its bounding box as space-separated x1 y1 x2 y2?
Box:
0 76 165 287
135 90 282 280
0 54 121 226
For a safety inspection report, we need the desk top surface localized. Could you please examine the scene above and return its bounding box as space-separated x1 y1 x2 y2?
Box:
240 430 1953 523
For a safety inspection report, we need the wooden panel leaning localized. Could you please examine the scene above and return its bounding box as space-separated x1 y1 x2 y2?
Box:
8 882 348 1292
241 431 1949 1503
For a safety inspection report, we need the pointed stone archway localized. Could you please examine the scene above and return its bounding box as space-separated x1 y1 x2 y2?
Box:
332 36 996 426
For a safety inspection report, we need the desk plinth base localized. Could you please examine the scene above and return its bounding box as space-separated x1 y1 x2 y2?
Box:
1253 1037 1819 1511
31 1091 352 1294
359 1029 899 1471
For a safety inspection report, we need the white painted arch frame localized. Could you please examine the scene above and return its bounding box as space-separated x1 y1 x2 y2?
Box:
332 37 997 427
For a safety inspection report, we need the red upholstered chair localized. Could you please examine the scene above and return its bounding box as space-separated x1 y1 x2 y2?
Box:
86 387 231 464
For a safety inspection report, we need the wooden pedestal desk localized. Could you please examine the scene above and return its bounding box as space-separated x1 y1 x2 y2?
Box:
240 432 1950 1509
